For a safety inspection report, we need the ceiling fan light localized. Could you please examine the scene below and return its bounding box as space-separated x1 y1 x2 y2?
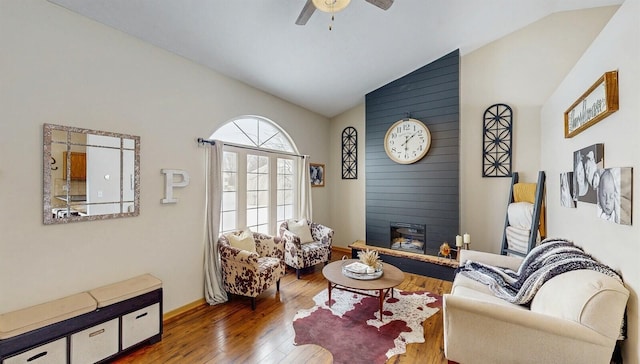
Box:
312 0 351 13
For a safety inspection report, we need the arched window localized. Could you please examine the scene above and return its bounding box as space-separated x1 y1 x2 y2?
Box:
211 116 299 235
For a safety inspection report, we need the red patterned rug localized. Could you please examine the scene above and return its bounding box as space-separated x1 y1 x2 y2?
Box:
292 288 442 364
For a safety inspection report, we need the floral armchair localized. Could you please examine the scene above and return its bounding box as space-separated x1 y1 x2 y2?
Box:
218 231 285 310
279 219 334 279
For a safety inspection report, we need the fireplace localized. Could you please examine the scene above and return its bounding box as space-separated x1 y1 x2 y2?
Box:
390 223 426 254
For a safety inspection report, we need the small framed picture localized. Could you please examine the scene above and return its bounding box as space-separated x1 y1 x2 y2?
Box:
310 163 325 187
560 172 576 208
573 144 604 204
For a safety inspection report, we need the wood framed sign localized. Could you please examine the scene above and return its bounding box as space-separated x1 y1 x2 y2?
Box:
564 70 618 138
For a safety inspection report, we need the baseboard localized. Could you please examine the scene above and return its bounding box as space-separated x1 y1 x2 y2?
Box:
163 298 207 324
164 247 351 323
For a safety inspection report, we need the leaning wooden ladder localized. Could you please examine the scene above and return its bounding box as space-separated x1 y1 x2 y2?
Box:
500 171 546 257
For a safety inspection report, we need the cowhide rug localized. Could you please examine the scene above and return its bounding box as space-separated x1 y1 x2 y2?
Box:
292 288 442 364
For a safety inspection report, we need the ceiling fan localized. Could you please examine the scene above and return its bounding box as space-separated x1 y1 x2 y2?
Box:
295 0 394 26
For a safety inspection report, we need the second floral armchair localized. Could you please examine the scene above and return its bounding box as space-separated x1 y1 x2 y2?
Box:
279 219 334 279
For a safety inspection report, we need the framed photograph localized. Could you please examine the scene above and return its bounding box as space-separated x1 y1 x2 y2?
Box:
560 172 576 208
310 163 325 187
597 167 633 225
573 144 604 204
564 71 618 138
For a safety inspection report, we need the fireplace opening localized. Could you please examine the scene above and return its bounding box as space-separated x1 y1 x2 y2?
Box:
390 222 426 254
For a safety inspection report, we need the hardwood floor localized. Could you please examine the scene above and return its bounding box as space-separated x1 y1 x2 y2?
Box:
114 251 453 363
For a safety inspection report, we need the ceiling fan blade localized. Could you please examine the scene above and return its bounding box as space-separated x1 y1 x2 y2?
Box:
295 0 316 25
365 0 394 10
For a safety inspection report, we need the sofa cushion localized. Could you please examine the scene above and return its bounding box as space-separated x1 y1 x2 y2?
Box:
0 292 96 339
451 273 496 295
89 274 162 308
450 285 527 309
530 269 629 340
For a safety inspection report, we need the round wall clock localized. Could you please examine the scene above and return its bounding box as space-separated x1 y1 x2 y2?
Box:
384 118 431 164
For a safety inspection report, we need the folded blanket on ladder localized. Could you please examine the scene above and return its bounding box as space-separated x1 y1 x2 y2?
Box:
504 226 530 254
457 238 623 306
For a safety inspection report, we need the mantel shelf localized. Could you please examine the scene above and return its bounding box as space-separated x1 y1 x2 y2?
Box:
349 240 459 269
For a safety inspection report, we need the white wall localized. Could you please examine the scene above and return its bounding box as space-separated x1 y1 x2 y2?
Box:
460 6 618 253
541 0 639 361
328 103 365 247
0 0 331 314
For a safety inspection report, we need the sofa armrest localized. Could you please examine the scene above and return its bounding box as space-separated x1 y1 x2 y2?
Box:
443 294 615 364
459 250 522 271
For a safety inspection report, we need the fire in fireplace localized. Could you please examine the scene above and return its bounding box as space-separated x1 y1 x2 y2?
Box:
390 222 426 254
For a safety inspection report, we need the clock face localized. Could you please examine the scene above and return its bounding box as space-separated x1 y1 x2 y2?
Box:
384 118 431 164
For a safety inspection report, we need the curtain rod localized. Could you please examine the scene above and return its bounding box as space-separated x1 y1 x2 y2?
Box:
197 138 307 159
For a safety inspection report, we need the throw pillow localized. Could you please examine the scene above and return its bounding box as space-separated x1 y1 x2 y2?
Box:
226 228 256 253
287 219 315 244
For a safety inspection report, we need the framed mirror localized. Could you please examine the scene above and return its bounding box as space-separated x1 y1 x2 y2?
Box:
43 123 140 224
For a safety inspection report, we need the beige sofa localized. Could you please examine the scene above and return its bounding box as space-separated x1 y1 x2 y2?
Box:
443 249 629 364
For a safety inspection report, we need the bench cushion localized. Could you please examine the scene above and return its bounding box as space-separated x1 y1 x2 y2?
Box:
0 292 96 339
88 274 162 308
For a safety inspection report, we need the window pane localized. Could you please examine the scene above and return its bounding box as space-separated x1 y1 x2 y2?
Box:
247 191 257 208
258 174 269 189
222 211 236 232
212 122 255 146
222 191 236 211
262 132 294 152
257 157 269 173
247 209 257 226
277 157 295 229
219 151 239 233
283 175 293 189
284 190 293 204
247 174 257 190
277 205 285 221
257 191 269 207
223 152 237 172
257 207 268 224
237 118 259 146
223 172 236 192
254 224 269 234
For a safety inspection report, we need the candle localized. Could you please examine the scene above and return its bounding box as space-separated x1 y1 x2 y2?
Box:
463 233 470 244
455 235 463 247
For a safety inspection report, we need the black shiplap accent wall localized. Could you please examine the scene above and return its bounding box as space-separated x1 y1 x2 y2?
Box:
365 50 460 256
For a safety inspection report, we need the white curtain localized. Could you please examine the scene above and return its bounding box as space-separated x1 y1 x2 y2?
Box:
204 141 228 305
298 155 312 220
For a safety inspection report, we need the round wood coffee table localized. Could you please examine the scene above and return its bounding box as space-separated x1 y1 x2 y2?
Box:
322 259 405 321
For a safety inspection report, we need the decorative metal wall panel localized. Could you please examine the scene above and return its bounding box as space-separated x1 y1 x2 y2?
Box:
483 103 513 177
341 126 357 179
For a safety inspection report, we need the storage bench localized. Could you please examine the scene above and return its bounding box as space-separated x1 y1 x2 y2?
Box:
0 274 163 363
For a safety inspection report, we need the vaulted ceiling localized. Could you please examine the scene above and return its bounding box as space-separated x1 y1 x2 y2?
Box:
47 0 623 118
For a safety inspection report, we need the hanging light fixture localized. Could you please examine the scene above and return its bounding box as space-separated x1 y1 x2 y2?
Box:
312 0 351 30
312 0 351 13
